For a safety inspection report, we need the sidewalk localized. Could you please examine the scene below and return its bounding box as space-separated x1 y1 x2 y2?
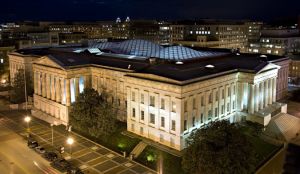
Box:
0 110 156 174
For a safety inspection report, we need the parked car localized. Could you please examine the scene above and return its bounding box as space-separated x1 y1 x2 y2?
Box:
67 167 84 174
35 146 46 154
43 151 58 162
28 140 38 148
50 158 72 172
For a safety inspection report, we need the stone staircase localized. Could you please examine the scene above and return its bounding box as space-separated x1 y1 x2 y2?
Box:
130 141 147 159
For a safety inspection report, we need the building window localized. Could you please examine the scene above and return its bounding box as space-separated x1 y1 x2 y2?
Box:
208 110 212 120
209 93 213 103
118 99 121 106
227 103 230 112
201 96 204 106
150 96 155 107
141 110 145 121
150 113 155 124
161 98 165 110
193 98 196 109
192 117 195 127
228 87 231 97
141 94 144 104
215 91 219 101
171 120 176 131
132 92 135 102
201 113 204 123
233 86 236 95
184 101 187 112
171 101 176 113
125 101 127 109
215 108 218 117
233 101 235 110
0 59 3 64
184 120 187 131
161 117 165 128
222 105 224 114
222 89 225 99
132 108 136 118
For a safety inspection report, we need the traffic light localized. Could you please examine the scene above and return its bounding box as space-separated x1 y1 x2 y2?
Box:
60 146 64 154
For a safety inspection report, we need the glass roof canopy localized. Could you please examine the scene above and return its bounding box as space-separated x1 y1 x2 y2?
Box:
87 39 225 61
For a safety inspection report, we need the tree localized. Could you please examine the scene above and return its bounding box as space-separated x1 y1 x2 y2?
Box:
182 120 257 174
10 69 33 104
70 87 118 139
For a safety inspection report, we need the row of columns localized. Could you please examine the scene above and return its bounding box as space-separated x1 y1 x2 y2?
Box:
33 72 90 106
33 71 71 106
248 78 277 114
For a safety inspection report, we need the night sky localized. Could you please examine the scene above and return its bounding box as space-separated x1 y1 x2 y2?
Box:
1 0 300 22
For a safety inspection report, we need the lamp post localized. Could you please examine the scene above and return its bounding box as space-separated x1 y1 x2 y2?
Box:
24 116 31 133
66 137 74 157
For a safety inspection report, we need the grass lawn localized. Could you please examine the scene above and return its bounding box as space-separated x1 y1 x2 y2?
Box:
136 146 185 174
240 121 282 168
73 121 141 154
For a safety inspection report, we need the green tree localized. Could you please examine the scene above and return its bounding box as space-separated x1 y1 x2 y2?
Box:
182 120 257 174
70 87 118 139
10 69 33 104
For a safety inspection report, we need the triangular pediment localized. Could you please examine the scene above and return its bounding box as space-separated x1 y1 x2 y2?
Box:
34 56 65 70
256 63 280 74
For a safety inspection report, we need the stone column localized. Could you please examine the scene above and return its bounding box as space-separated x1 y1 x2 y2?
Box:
60 78 65 104
248 84 254 114
75 77 80 99
38 72 41 95
273 78 277 103
33 71 38 94
55 77 61 103
254 84 259 112
260 82 264 110
66 79 71 106
42 73 46 97
46 74 51 99
84 75 91 89
264 81 268 107
51 75 56 100
268 79 272 105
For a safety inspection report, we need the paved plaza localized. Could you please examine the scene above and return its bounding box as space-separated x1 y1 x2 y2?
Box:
0 110 156 174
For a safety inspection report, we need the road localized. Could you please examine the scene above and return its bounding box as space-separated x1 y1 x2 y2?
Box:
0 110 155 174
0 118 60 174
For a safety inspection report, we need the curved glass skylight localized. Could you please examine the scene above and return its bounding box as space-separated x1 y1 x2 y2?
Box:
88 39 225 61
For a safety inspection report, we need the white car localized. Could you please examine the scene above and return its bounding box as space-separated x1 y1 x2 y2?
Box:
35 146 46 154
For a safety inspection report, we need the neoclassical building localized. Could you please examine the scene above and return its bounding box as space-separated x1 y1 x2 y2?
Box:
9 40 290 150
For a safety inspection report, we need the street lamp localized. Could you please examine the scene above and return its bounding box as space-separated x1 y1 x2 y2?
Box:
66 137 74 156
24 116 31 132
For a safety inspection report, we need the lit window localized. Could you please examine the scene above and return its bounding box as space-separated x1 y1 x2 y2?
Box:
0 59 3 64
193 98 196 109
171 120 176 131
201 96 204 106
184 101 187 112
141 110 144 120
132 108 136 118
172 101 176 113
132 92 135 102
161 117 165 128
192 117 195 127
150 96 155 107
141 94 144 104
150 113 155 124
161 98 165 110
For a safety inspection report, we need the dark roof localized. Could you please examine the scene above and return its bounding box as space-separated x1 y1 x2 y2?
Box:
16 47 287 82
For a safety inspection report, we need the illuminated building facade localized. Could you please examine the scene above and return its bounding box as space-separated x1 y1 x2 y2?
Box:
9 40 289 150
